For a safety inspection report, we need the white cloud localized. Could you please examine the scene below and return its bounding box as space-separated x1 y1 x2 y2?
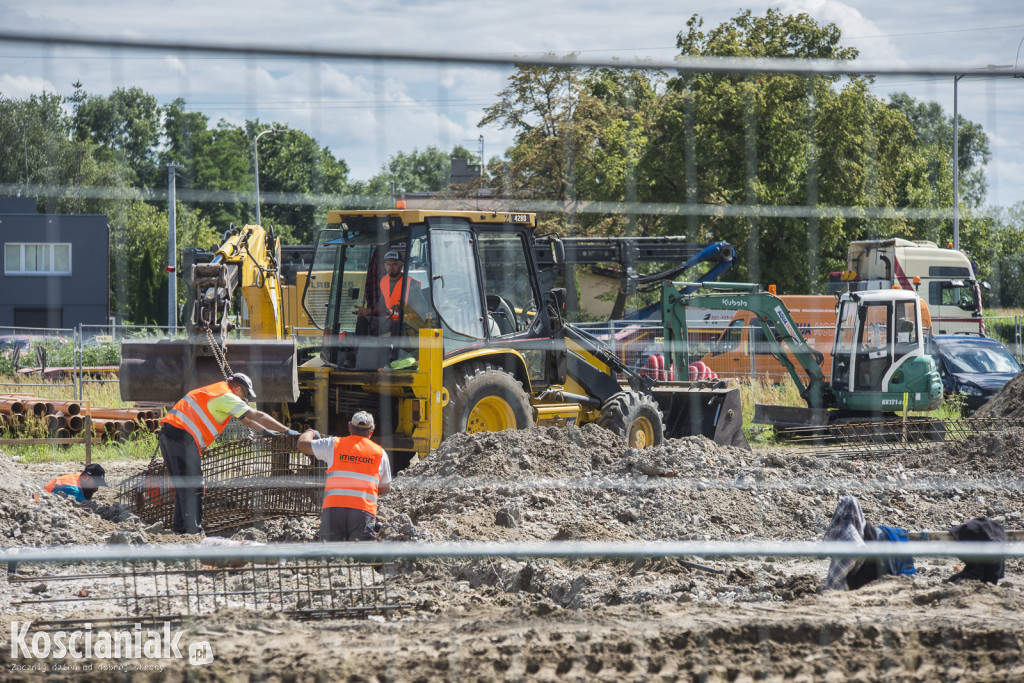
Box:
0 73 57 98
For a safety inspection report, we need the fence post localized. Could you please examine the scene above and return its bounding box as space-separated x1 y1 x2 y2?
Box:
74 324 82 401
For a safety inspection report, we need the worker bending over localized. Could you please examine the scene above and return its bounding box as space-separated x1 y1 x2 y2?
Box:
45 463 108 501
297 411 391 541
159 372 298 535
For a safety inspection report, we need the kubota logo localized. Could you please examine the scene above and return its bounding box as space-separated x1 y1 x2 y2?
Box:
721 299 748 308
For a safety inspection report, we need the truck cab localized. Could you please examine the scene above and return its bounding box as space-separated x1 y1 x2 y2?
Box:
830 238 984 335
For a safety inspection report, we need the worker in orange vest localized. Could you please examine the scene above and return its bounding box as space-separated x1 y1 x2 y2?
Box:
159 372 298 535
45 463 108 502
296 411 391 541
342 249 424 369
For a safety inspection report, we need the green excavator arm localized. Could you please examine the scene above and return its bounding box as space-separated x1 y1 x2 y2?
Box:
661 281 833 410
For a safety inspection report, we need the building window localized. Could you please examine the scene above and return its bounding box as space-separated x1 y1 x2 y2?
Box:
4 243 72 275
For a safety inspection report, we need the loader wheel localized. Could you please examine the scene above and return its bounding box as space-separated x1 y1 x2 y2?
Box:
599 391 665 449
443 362 534 438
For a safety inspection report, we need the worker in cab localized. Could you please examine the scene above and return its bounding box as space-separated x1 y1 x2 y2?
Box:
45 463 108 502
159 372 299 535
343 249 427 369
296 411 392 542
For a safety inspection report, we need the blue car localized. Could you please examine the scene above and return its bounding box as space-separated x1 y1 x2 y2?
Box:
929 335 1022 413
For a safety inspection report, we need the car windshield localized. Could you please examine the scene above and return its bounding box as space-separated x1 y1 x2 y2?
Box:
941 343 1022 374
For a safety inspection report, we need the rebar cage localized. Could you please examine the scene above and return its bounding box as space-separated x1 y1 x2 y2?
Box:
117 434 326 534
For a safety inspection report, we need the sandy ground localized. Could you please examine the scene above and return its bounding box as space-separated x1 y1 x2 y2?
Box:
3 373 1024 680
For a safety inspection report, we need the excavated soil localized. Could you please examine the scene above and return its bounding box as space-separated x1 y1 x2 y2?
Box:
975 369 1024 419
3 403 1024 680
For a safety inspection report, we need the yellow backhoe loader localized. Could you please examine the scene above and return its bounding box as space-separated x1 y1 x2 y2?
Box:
120 211 746 469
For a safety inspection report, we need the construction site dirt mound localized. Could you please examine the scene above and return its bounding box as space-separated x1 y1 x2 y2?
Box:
974 370 1024 419
3 424 1024 679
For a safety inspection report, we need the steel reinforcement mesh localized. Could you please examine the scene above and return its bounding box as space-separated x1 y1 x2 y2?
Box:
8 557 404 626
117 435 325 534
786 416 1024 457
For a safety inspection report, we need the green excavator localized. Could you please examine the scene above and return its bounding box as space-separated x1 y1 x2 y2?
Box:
661 281 943 428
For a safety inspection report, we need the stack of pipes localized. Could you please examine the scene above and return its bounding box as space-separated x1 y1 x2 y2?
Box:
0 394 161 442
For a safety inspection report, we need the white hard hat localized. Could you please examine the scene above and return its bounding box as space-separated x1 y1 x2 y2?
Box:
350 411 375 429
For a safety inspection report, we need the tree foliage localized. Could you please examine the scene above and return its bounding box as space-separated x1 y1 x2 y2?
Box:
887 92 990 207
110 200 220 325
72 85 162 187
638 10 946 292
481 57 663 235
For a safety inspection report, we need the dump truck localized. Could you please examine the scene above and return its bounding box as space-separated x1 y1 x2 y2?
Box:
827 238 985 335
661 281 943 428
121 211 749 469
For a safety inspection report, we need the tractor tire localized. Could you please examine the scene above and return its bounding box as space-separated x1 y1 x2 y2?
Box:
443 362 534 439
598 391 665 449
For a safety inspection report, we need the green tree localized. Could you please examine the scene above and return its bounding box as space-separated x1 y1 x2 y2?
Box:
480 57 664 236
131 246 162 325
353 145 477 204
182 120 253 232
0 90 136 218
887 92 990 207
249 122 351 244
73 86 162 186
639 10 936 293
111 200 219 324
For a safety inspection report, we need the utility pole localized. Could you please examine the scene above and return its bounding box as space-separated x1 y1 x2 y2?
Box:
167 162 184 333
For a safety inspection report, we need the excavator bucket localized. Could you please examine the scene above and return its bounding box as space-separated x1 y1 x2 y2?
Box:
119 339 299 404
649 381 750 450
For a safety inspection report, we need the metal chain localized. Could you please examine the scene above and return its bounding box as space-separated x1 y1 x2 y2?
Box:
204 326 233 380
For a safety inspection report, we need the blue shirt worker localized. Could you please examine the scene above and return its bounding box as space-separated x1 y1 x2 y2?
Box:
45 463 108 502
159 372 298 535
297 411 392 541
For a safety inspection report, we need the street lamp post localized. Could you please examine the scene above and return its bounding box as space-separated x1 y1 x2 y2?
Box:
952 65 1011 251
254 129 281 226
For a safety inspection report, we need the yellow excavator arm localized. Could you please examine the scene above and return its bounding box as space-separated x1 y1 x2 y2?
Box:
210 224 287 340
120 223 299 404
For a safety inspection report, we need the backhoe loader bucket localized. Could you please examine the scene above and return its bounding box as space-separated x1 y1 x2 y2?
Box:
119 339 299 404
649 381 749 450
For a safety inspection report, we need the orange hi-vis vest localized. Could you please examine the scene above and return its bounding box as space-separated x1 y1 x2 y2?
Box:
161 381 234 451
45 473 82 492
323 435 383 515
379 275 417 321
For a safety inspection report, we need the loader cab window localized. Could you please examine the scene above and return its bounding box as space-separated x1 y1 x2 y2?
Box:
428 227 486 346
303 229 342 331
477 231 540 338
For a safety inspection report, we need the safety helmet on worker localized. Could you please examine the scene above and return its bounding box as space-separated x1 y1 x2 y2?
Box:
229 372 257 399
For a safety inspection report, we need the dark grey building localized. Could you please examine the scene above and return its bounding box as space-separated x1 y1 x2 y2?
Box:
0 196 109 329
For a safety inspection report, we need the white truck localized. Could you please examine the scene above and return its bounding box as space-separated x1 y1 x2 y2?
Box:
827 238 985 335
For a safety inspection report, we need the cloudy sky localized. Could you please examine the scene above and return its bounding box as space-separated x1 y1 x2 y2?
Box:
1 0 1023 206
